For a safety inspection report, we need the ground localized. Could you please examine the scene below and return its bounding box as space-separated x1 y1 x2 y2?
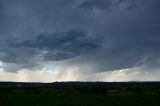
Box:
0 82 160 106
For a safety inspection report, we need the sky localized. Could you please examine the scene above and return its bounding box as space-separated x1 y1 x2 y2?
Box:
0 0 160 82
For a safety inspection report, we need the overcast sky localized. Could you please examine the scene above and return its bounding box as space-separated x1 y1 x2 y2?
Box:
0 0 160 82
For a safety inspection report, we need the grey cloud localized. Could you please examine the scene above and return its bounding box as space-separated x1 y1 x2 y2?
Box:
15 30 101 53
0 30 101 67
15 30 101 57
67 0 160 72
0 0 160 74
79 0 112 10
79 0 136 11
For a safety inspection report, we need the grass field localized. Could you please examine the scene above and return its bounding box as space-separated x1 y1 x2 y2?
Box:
0 82 160 106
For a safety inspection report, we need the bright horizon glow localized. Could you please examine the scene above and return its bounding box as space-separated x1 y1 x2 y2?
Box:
1 65 160 82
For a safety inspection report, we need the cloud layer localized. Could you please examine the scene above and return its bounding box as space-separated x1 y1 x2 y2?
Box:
0 0 160 81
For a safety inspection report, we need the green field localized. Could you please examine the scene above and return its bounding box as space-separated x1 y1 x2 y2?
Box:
0 82 160 106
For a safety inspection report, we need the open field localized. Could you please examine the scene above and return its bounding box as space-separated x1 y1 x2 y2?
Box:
0 82 160 106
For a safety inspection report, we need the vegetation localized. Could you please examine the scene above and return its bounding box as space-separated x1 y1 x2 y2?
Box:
0 82 160 106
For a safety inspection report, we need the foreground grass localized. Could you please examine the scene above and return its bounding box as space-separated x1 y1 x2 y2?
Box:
0 90 160 106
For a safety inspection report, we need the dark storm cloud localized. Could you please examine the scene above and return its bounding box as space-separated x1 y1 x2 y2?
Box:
79 0 136 11
0 29 101 68
14 30 101 61
15 30 101 54
0 0 160 72
70 0 160 72
79 0 112 10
